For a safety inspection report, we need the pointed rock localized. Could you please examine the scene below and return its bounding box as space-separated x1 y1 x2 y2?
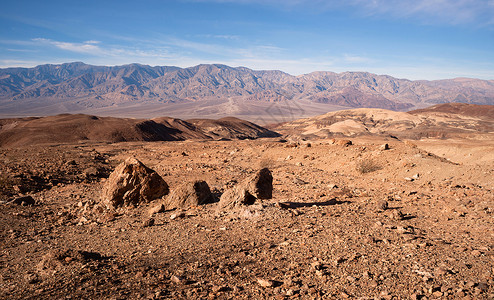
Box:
101 157 169 208
217 186 256 210
244 168 273 200
217 168 273 210
164 180 214 210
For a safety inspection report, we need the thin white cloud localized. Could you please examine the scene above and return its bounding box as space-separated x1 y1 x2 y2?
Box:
3 36 492 80
354 0 494 25
343 54 374 64
0 59 66 68
194 34 240 40
190 0 494 26
33 38 104 55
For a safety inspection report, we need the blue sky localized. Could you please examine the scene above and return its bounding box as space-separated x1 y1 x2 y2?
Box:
1 0 493 80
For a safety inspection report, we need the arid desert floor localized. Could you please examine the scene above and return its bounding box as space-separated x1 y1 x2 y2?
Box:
1 132 493 299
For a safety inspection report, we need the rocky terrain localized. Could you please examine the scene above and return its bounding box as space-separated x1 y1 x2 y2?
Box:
1 63 493 121
1 103 493 299
274 103 494 142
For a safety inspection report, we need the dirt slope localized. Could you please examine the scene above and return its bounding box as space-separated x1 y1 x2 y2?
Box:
273 105 494 141
409 102 494 119
0 114 279 147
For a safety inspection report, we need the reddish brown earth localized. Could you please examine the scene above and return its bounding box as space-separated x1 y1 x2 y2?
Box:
1 106 493 299
409 103 494 119
0 114 279 148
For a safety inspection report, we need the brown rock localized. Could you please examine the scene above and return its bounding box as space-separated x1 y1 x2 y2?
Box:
11 195 35 206
170 212 186 220
217 168 273 210
83 167 99 177
334 139 353 146
171 275 185 284
257 278 274 287
101 157 169 208
148 203 165 215
244 168 273 199
142 218 155 227
389 209 405 220
376 200 388 211
164 180 214 210
217 186 256 210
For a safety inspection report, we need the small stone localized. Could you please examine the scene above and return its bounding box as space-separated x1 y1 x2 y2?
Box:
432 291 443 297
369 280 379 288
334 139 352 146
477 282 489 292
380 143 390 150
25 273 38 284
170 212 186 220
257 278 274 287
83 167 99 177
434 267 448 276
171 275 185 284
212 285 229 293
404 177 414 181
390 209 405 220
148 203 165 215
376 200 388 211
311 261 322 270
142 218 155 227
11 196 35 206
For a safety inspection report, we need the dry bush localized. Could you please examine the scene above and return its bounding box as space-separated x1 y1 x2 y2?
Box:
356 160 382 174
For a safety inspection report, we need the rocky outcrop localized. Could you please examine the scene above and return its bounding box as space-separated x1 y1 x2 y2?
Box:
101 158 169 208
217 168 273 210
164 180 214 210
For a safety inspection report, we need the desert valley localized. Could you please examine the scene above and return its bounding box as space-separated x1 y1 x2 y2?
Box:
3 0 494 298
1 86 493 299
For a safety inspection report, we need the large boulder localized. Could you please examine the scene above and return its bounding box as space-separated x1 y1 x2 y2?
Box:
243 168 273 200
164 180 214 210
101 157 169 208
217 168 273 210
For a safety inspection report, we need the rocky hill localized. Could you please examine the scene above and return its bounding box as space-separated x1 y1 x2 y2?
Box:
1 63 493 119
0 114 279 148
273 103 494 141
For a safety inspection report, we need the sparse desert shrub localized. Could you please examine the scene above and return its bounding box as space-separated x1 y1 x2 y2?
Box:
356 160 382 174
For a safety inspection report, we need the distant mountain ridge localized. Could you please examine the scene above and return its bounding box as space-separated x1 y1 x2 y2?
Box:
1 62 493 118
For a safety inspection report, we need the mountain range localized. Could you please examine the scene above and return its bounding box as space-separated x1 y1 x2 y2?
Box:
1 62 493 121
